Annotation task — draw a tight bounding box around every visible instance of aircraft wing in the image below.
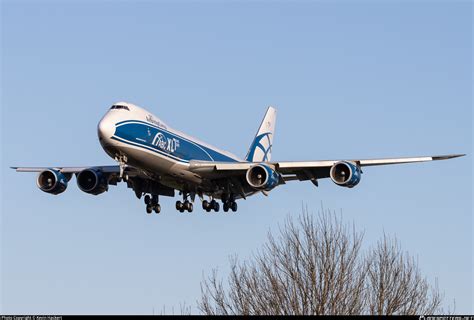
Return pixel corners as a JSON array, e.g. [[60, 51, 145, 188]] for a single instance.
[[12, 166, 121, 174], [190, 154, 465, 182], [11, 165, 175, 198]]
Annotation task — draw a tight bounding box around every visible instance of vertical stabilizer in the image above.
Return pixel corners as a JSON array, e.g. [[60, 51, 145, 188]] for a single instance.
[[246, 107, 277, 162]]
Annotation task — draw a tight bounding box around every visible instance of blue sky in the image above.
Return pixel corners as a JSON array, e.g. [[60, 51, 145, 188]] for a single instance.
[[1, 1, 472, 314]]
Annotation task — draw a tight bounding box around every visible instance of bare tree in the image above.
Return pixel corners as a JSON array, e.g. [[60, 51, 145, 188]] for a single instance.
[[365, 235, 442, 315], [159, 302, 192, 315], [199, 207, 443, 315]]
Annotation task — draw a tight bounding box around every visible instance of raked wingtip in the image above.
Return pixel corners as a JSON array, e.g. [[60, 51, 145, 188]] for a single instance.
[[432, 154, 466, 161]]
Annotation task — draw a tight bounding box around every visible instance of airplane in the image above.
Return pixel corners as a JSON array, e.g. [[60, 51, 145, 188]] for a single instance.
[[12, 102, 465, 214]]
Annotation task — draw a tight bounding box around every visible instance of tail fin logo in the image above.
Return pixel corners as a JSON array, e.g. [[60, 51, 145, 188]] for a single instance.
[[246, 106, 277, 163], [246, 132, 273, 162]]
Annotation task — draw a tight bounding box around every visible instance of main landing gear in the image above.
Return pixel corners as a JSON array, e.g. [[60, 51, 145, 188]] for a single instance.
[[202, 199, 220, 213], [176, 192, 194, 213], [202, 195, 237, 213], [222, 194, 238, 213], [176, 195, 223, 213], [223, 201, 238, 213], [176, 200, 193, 213], [143, 192, 238, 214], [144, 194, 161, 214]]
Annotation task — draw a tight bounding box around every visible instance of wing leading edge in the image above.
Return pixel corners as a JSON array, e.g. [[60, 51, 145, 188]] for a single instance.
[[189, 154, 465, 180], [11, 166, 120, 173]]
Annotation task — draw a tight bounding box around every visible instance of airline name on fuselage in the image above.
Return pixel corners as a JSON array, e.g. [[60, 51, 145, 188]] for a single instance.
[[146, 114, 167, 129]]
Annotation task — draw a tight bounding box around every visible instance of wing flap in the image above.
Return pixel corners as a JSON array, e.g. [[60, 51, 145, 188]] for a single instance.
[[189, 161, 252, 172]]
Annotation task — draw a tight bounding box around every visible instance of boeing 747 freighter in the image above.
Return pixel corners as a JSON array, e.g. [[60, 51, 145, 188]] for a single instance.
[[12, 102, 464, 214]]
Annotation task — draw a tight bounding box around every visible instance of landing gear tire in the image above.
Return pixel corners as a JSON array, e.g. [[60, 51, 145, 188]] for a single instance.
[[211, 200, 220, 212], [231, 202, 238, 212], [145, 194, 160, 215], [146, 204, 153, 214], [153, 204, 161, 214], [144, 195, 151, 205], [184, 201, 193, 213], [223, 202, 229, 212], [203, 199, 222, 212], [176, 200, 193, 213], [202, 200, 209, 210]]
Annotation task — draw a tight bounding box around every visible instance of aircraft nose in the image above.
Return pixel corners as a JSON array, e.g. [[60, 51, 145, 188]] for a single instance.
[[98, 117, 115, 140]]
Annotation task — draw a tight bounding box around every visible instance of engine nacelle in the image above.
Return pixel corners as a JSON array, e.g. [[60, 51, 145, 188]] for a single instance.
[[37, 169, 68, 195], [330, 161, 362, 188], [246, 164, 280, 191], [77, 168, 108, 195]]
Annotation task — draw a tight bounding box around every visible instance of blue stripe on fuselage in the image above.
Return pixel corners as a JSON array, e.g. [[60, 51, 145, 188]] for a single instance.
[[112, 120, 239, 163]]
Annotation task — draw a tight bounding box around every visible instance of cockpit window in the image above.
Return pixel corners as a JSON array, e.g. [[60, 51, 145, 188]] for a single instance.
[[110, 105, 130, 111]]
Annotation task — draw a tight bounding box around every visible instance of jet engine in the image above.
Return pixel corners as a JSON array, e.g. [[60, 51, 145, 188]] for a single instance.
[[330, 161, 362, 188], [246, 164, 280, 191], [77, 168, 108, 195], [37, 169, 68, 195]]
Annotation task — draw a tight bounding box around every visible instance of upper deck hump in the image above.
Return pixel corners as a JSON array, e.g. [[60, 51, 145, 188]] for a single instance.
[[114, 102, 243, 162]]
